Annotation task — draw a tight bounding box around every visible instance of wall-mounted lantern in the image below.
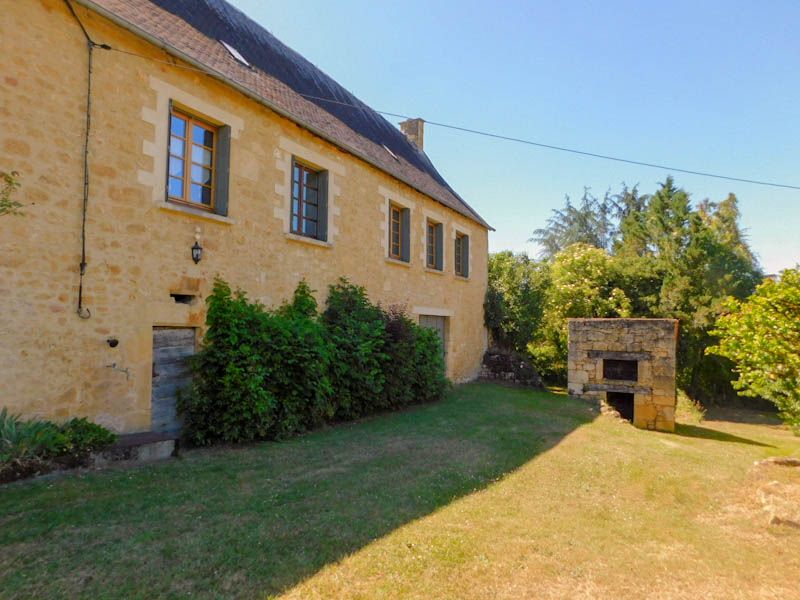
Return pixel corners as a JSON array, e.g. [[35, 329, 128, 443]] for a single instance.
[[191, 226, 203, 264], [191, 241, 203, 264]]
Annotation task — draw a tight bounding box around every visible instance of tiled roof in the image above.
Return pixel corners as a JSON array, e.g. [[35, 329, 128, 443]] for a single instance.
[[80, 0, 491, 229]]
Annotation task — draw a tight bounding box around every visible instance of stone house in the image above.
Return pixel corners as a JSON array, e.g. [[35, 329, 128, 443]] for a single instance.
[[0, 0, 491, 433]]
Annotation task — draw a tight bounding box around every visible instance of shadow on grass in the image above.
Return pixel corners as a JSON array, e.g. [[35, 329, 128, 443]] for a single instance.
[[704, 406, 783, 426], [0, 383, 594, 599], [674, 423, 774, 447]]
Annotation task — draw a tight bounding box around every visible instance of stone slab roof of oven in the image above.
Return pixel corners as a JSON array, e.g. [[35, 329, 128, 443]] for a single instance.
[[79, 0, 491, 230]]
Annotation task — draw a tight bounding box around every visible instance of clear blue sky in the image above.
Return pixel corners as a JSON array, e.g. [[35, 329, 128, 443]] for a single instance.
[[231, 0, 799, 274]]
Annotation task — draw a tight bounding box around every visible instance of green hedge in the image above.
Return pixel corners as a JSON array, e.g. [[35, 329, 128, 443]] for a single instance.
[[1, 409, 116, 483], [179, 280, 333, 445], [180, 278, 448, 446], [323, 279, 388, 420]]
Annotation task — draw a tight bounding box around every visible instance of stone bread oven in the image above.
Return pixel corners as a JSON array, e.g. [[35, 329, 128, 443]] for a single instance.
[[568, 319, 679, 432]]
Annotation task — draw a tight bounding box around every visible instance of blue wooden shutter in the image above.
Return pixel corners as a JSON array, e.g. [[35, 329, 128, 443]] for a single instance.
[[165, 99, 173, 202], [317, 170, 329, 241], [434, 223, 443, 270], [462, 235, 470, 277], [401, 207, 411, 262], [215, 125, 232, 216]]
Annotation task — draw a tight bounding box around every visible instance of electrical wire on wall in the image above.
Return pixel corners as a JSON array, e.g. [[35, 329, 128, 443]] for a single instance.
[[63, 0, 110, 319]]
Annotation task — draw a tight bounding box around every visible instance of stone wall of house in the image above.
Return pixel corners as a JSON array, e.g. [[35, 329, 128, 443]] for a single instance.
[[0, 0, 489, 432], [568, 319, 678, 432]]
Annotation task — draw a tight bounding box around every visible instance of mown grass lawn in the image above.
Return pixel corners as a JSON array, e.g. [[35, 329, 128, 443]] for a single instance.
[[1, 384, 799, 599]]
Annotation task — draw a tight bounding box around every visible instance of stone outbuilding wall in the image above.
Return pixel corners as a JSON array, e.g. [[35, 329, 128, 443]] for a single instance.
[[568, 319, 678, 432]]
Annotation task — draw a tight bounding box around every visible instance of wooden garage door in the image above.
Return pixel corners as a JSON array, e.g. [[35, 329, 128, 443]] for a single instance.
[[419, 315, 447, 365], [151, 327, 195, 433]]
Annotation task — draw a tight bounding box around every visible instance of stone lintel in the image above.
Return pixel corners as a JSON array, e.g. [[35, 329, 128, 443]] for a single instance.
[[586, 350, 653, 361], [584, 383, 652, 394]]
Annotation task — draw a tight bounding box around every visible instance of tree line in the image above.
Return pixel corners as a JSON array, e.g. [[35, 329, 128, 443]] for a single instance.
[[485, 177, 765, 405]]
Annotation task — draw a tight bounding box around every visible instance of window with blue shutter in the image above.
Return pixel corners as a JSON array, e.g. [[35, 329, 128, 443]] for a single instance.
[[291, 158, 328, 241], [389, 203, 411, 262], [426, 220, 443, 270], [166, 103, 231, 216], [455, 232, 469, 277]]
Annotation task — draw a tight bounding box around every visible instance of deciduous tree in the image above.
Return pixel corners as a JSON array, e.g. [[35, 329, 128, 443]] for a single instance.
[[708, 269, 800, 431]]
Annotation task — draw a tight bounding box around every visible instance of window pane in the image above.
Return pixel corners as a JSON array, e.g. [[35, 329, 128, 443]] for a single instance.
[[168, 177, 183, 198], [291, 198, 300, 216], [292, 182, 300, 200], [293, 165, 301, 182], [304, 170, 318, 188], [304, 203, 317, 219], [291, 215, 299, 232], [169, 156, 184, 177], [190, 183, 203, 203], [169, 136, 185, 157], [191, 165, 212, 186], [192, 145, 212, 166], [192, 125, 214, 147], [304, 188, 318, 205], [170, 115, 186, 137], [189, 184, 212, 206], [304, 220, 317, 237]]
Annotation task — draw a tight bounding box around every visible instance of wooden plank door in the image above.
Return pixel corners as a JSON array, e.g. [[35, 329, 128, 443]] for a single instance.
[[418, 315, 447, 366], [151, 327, 195, 433]]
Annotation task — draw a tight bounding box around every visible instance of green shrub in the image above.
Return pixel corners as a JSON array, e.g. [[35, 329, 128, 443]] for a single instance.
[[58, 418, 117, 457], [180, 278, 449, 446], [381, 306, 417, 409], [322, 279, 388, 420], [409, 324, 450, 404], [179, 280, 275, 445], [1, 410, 116, 482], [0, 408, 63, 464], [265, 282, 333, 436], [0, 170, 23, 217], [382, 306, 448, 409], [180, 279, 333, 445]]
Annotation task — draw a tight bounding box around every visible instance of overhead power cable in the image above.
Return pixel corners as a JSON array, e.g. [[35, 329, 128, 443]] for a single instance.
[[99, 44, 800, 191]]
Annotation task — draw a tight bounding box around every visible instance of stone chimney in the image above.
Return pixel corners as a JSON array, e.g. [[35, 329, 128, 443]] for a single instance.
[[399, 118, 425, 151]]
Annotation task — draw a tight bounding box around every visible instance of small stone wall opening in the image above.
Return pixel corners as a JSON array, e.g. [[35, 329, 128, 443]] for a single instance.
[[170, 293, 197, 305], [606, 392, 634, 421], [603, 359, 638, 381]]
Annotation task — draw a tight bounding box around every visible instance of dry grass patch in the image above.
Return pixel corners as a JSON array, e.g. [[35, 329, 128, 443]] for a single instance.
[[282, 396, 800, 600]]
